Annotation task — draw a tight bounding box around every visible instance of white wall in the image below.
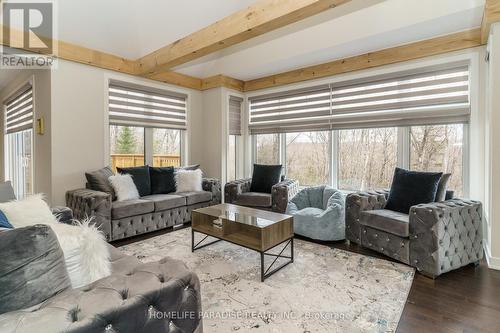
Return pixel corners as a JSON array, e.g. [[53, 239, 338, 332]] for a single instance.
[[199, 88, 224, 180], [484, 23, 500, 269], [48, 60, 203, 205], [0, 69, 52, 199]]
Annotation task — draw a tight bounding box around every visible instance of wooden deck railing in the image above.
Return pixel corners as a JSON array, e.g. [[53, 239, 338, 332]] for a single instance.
[[111, 154, 180, 171]]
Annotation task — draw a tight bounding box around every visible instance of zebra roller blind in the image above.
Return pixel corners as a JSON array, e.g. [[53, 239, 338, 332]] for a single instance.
[[249, 64, 470, 134], [4, 83, 33, 134], [229, 96, 243, 136], [109, 81, 187, 129]]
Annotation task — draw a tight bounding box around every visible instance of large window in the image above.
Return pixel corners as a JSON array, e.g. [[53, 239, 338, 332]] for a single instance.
[[108, 81, 186, 171], [253, 125, 466, 194], [250, 64, 471, 194], [4, 83, 34, 199], [109, 125, 145, 171], [227, 96, 243, 181], [5, 129, 33, 198], [153, 128, 181, 167], [109, 126, 182, 171], [286, 132, 329, 186], [410, 124, 464, 195], [255, 134, 280, 165], [339, 128, 397, 191], [227, 135, 237, 181]]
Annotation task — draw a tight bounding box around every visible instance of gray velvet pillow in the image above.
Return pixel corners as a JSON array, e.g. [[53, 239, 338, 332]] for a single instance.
[[435, 173, 451, 202], [85, 166, 115, 200], [0, 181, 16, 203], [0, 225, 71, 315]]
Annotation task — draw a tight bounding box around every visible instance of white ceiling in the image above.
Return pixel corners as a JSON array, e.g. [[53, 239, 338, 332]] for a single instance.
[[57, 0, 257, 59], [174, 0, 485, 80]]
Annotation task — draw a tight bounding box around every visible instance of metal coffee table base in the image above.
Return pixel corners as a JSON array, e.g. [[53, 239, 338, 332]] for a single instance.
[[191, 229, 294, 282]]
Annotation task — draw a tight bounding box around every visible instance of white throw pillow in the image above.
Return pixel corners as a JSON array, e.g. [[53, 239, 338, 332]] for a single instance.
[[176, 169, 203, 192], [49, 219, 111, 288], [0, 194, 57, 228], [109, 174, 140, 201]]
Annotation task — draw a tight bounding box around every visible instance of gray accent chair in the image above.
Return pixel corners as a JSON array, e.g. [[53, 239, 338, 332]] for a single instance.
[[67, 178, 221, 241], [346, 190, 483, 278], [0, 226, 203, 333], [224, 178, 299, 213], [286, 186, 345, 241]]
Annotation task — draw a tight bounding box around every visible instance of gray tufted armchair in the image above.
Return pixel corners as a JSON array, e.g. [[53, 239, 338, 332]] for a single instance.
[[346, 190, 483, 278], [225, 178, 299, 213]]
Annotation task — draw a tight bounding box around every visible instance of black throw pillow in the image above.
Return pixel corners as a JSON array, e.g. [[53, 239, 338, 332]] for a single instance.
[[250, 164, 282, 194], [385, 168, 443, 214], [116, 165, 151, 197], [149, 166, 176, 194]]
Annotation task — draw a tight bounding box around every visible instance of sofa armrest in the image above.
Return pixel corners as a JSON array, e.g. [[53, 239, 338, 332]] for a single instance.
[[66, 189, 112, 241], [224, 178, 252, 204], [51, 206, 74, 225], [202, 178, 221, 205], [409, 199, 483, 278], [0, 257, 203, 333], [345, 190, 389, 244], [271, 179, 299, 213]]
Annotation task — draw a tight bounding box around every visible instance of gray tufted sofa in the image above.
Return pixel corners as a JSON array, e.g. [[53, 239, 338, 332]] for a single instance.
[[346, 190, 483, 278], [225, 178, 299, 213], [0, 238, 203, 333], [67, 178, 221, 241]]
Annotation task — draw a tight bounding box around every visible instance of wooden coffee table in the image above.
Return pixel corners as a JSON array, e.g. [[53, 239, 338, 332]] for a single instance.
[[191, 203, 294, 282]]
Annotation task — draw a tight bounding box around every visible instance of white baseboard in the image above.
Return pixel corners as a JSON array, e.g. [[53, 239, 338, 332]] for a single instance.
[[484, 241, 500, 270]]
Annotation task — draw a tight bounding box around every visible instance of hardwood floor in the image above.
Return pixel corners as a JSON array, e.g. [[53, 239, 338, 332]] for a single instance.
[[113, 226, 500, 332]]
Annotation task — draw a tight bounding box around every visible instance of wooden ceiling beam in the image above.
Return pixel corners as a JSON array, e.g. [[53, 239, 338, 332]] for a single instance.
[[481, 0, 500, 43], [136, 0, 351, 77], [244, 29, 482, 92], [0, 25, 203, 90], [201, 75, 245, 91], [0, 27, 485, 93], [0, 25, 137, 74], [147, 71, 203, 91]]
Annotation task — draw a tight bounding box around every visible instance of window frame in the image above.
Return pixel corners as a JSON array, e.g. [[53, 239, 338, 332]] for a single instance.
[[226, 134, 239, 181], [252, 123, 469, 196], [105, 77, 189, 169], [109, 125, 183, 169]]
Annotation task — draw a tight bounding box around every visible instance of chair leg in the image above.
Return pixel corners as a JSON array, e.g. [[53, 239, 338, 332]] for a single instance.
[[419, 270, 438, 280]]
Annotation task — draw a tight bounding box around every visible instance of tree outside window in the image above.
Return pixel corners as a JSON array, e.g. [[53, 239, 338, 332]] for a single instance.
[[285, 131, 329, 186], [410, 124, 463, 196], [255, 134, 280, 165], [338, 128, 398, 191], [109, 125, 144, 170]]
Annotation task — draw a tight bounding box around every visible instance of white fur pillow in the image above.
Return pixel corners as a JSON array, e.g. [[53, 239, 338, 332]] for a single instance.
[[176, 169, 203, 192], [49, 219, 111, 288], [109, 174, 140, 201], [0, 194, 57, 228]]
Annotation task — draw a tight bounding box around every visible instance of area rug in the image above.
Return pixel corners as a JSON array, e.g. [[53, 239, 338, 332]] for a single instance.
[[120, 228, 414, 333]]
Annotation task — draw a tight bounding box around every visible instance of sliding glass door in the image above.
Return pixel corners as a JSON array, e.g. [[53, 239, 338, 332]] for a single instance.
[[5, 129, 33, 199], [4, 83, 34, 199]]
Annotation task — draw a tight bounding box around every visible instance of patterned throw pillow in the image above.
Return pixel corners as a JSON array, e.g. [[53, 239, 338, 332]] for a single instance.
[[0, 210, 12, 229]]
